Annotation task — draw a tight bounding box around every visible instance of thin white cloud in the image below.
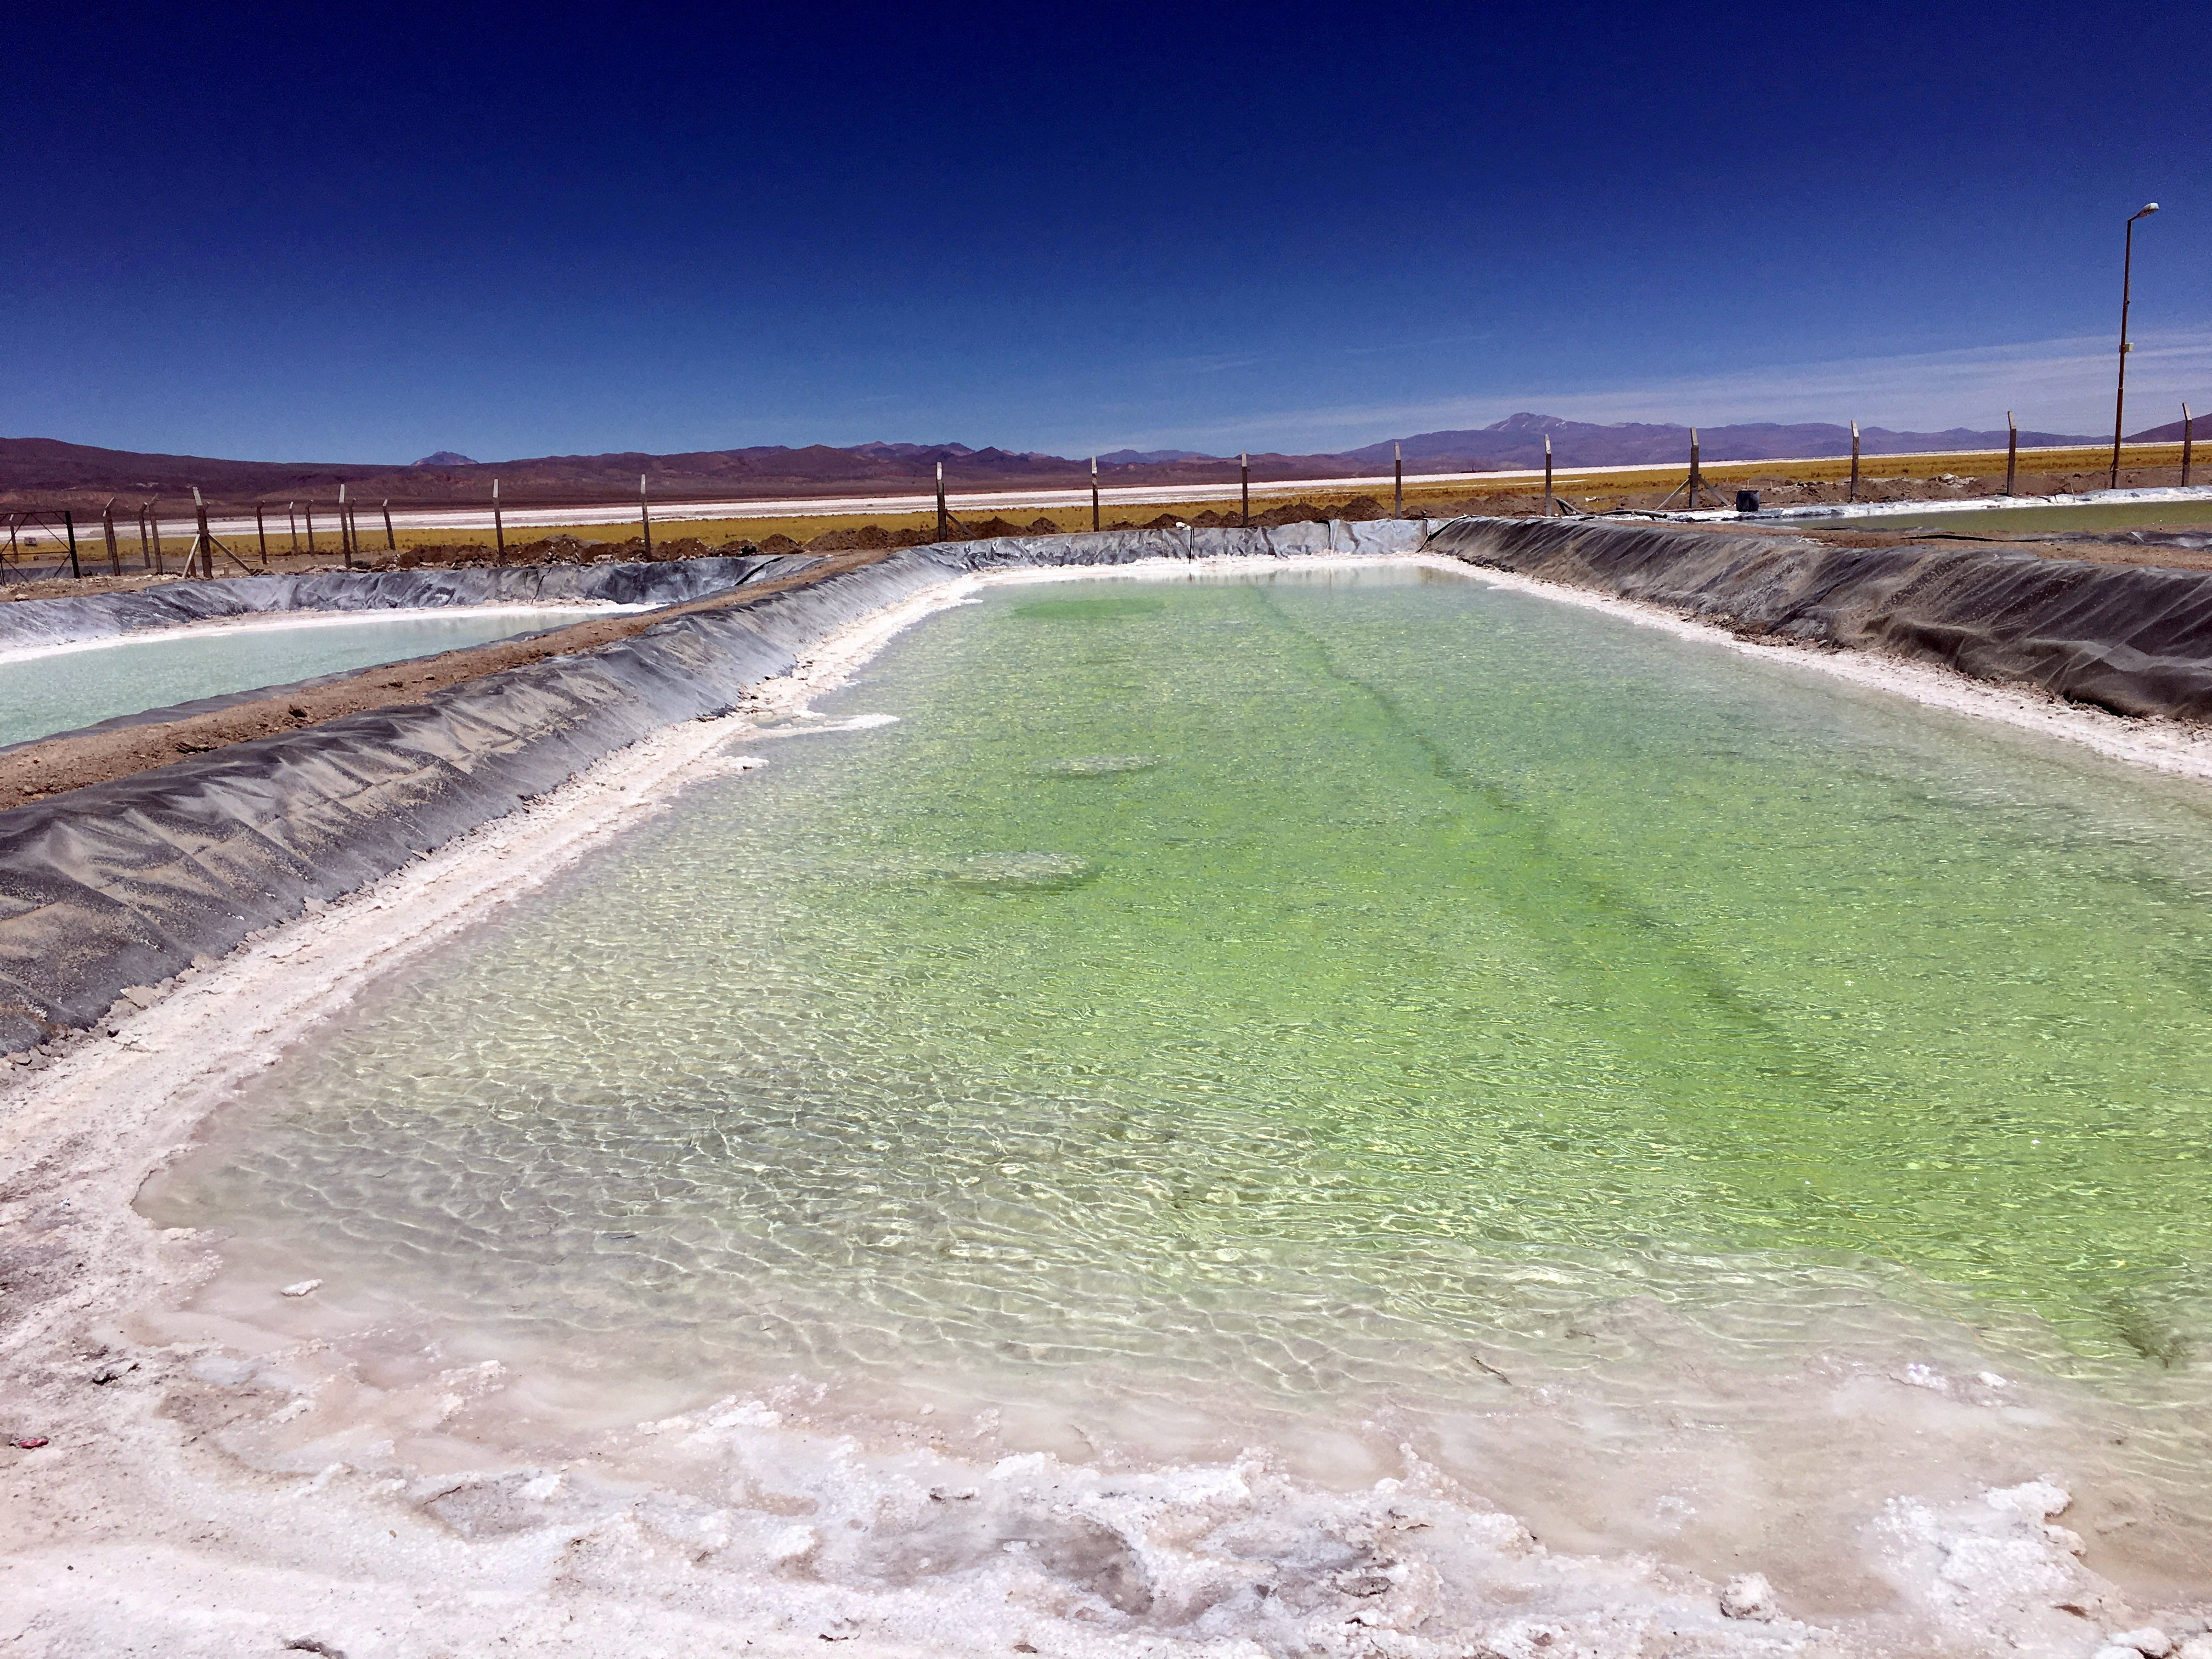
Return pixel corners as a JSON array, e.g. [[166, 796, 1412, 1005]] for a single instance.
[[1098, 331, 2212, 453]]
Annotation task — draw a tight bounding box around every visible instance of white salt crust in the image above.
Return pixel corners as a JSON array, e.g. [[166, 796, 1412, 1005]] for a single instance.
[[2, 554, 2205, 1658]]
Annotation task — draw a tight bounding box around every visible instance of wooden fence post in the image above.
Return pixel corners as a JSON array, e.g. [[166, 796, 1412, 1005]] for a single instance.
[[1543, 435, 1555, 516], [103, 498, 121, 574], [936, 461, 948, 540], [493, 477, 505, 565], [1090, 456, 1099, 532], [303, 501, 317, 557], [382, 499, 397, 552], [1848, 420, 1861, 501], [639, 473, 652, 556], [140, 503, 160, 574], [2005, 411, 2018, 496], [255, 503, 269, 567], [2183, 404, 2194, 488], [1240, 451, 1250, 527], [65, 509, 81, 578], [338, 485, 353, 569], [191, 488, 211, 579], [287, 502, 299, 554], [1393, 441, 1403, 517]]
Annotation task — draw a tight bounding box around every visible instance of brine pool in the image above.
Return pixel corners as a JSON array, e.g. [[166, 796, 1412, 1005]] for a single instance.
[[0, 604, 637, 748], [140, 562, 2212, 1613]]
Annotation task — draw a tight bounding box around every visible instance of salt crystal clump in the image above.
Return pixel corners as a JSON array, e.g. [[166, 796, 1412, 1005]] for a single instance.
[[1718, 1572, 1776, 1620], [279, 1279, 323, 1297], [2106, 1631, 2174, 1658]]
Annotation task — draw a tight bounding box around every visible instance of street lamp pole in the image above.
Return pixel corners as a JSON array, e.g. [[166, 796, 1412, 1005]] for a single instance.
[[2111, 202, 2160, 490]]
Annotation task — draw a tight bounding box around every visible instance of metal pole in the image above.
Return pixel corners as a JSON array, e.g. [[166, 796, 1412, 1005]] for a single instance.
[[936, 461, 948, 541], [2184, 403, 2194, 488], [255, 502, 269, 567], [382, 499, 397, 552], [103, 498, 120, 574], [1393, 441, 1403, 517], [1090, 457, 1099, 532], [2005, 411, 2018, 496], [65, 510, 80, 579], [493, 477, 505, 565], [1240, 451, 1250, 527], [1848, 420, 1861, 502], [2112, 204, 2160, 490], [1543, 435, 1555, 516]]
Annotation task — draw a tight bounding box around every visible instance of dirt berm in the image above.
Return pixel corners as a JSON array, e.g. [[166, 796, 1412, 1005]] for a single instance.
[[0, 522, 1412, 1052], [1430, 517, 2212, 721]]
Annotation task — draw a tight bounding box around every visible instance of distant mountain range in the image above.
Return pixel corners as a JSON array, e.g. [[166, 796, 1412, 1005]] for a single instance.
[[1340, 411, 2101, 469], [0, 413, 2146, 507]]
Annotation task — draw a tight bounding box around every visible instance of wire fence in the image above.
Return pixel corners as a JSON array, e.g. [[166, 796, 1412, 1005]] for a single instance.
[[0, 492, 423, 585], [2, 416, 2202, 585]]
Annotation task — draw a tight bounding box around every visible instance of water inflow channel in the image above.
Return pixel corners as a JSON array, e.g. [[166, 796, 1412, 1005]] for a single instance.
[[142, 562, 2212, 1608]]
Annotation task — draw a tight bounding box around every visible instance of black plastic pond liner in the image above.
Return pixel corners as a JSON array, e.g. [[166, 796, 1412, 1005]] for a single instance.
[[1429, 517, 2212, 723], [18, 514, 2208, 1051], [0, 524, 1416, 1048], [0, 555, 814, 653]]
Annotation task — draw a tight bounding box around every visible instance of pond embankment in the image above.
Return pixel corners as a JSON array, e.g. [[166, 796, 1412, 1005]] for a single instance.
[[1431, 516, 2212, 720], [12, 512, 2212, 1054], [0, 525, 1406, 1051]]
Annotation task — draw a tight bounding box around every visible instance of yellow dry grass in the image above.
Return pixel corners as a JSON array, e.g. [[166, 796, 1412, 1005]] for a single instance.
[[48, 441, 2201, 573]]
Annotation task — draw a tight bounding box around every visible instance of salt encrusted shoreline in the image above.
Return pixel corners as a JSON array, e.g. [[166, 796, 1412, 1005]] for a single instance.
[[2, 555, 2206, 1657]]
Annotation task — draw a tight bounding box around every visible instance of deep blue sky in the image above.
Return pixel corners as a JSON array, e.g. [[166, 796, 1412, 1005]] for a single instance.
[[7, 1, 2207, 462]]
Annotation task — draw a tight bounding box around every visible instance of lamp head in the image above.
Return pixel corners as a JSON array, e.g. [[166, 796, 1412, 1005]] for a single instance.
[[2133, 202, 2161, 220]]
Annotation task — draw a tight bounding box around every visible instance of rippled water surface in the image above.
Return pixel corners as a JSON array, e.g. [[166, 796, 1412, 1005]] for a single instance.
[[144, 563, 2212, 1566], [0, 606, 627, 748]]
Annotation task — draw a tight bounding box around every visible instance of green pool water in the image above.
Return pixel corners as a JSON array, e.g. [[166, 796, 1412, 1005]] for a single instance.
[[145, 563, 2212, 1476]]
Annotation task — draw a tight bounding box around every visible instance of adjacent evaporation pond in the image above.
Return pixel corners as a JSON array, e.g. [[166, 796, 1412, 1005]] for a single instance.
[[0, 605, 635, 749], [1786, 496, 2212, 534], [143, 563, 2212, 1576]]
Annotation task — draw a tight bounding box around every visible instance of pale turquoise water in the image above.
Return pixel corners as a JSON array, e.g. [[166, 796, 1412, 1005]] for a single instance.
[[0, 607, 627, 748], [144, 565, 2212, 1554]]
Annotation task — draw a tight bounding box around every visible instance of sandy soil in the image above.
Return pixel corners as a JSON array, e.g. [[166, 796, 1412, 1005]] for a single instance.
[[4, 556, 2211, 1657]]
